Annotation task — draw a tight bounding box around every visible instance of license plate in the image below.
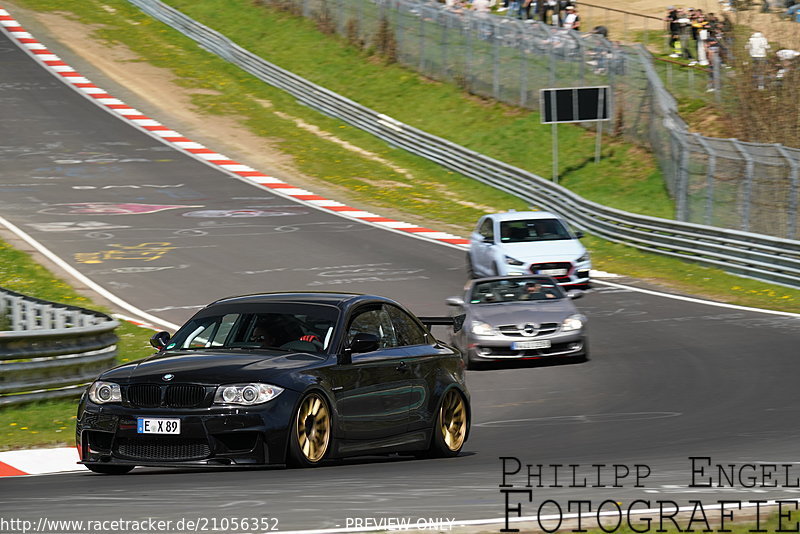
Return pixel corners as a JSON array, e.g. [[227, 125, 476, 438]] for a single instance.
[[137, 417, 180, 435], [539, 268, 567, 276], [511, 340, 552, 350]]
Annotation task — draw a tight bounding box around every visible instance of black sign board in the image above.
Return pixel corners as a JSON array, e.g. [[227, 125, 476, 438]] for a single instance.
[[540, 86, 610, 124]]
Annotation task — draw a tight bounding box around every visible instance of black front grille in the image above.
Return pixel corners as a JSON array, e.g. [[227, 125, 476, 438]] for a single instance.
[[127, 385, 161, 408], [127, 384, 208, 408], [165, 385, 206, 408], [115, 438, 211, 461]]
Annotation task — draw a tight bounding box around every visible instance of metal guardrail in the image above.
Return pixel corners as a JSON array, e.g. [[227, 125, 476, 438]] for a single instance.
[[127, 0, 800, 288], [0, 288, 119, 407]]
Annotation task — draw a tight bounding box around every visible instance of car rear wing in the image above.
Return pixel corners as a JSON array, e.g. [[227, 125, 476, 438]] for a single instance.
[[418, 315, 465, 333]]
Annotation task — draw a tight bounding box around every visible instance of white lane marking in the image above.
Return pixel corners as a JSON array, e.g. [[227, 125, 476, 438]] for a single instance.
[[0, 215, 180, 331], [592, 280, 800, 318]]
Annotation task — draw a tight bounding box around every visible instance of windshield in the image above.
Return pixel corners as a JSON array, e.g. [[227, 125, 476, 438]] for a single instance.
[[166, 304, 339, 354], [499, 218, 572, 243], [469, 278, 564, 304]]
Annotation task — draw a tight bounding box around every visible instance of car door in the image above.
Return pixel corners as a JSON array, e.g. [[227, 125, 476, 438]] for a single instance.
[[471, 216, 495, 277], [332, 304, 411, 440], [385, 305, 458, 434]]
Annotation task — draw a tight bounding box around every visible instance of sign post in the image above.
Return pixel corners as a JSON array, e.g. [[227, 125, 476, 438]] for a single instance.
[[540, 86, 611, 182]]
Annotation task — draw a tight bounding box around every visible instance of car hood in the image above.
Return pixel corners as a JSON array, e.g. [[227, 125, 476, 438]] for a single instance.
[[499, 240, 585, 262], [470, 300, 577, 325], [100, 350, 324, 387]]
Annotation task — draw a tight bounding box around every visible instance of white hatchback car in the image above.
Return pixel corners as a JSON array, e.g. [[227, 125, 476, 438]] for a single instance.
[[468, 211, 591, 287]]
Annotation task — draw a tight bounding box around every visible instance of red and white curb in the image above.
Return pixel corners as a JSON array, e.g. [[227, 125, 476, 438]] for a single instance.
[[0, 7, 469, 248], [0, 447, 83, 477]]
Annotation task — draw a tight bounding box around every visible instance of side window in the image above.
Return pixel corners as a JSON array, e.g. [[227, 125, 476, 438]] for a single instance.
[[478, 218, 494, 240], [185, 314, 238, 348], [386, 306, 428, 347], [348, 306, 398, 349]]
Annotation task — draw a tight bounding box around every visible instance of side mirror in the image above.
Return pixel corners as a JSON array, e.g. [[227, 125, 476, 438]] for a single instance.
[[150, 331, 171, 349], [338, 333, 380, 366], [566, 290, 584, 300], [483, 236, 494, 244], [349, 332, 379, 354], [445, 296, 465, 307], [575, 231, 584, 239]]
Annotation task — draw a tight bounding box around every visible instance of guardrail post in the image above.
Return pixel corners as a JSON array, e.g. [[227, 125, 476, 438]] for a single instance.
[[732, 140, 754, 233], [693, 134, 717, 227], [11, 296, 21, 330], [418, 4, 425, 72], [675, 133, 690, 221], [776, 145, 799, 240], [492, 20, 500, 100]]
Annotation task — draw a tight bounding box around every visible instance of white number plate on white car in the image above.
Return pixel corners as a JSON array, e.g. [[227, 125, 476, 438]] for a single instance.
[[511, 340, 552, 350], [137, 418, 180, 435], [539, 268, 567, 276]]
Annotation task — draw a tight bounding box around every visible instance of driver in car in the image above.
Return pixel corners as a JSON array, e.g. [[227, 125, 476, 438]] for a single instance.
[[521, 282, 555, 300]]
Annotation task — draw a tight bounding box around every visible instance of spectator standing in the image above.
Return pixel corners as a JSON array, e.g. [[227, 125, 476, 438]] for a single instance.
[[563, 5, 581, 30], [665, 7, 681, 57], [521, 0, 533, 19], [693, 14, 710, 65], [678, 13, 695, 60], [746, 32, 770, 89]]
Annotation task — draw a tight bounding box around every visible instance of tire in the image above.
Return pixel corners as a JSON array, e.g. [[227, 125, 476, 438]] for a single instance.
[[288, 391, 332, 467], [85, 464, 134, 475], [427, 389, 469, 458]]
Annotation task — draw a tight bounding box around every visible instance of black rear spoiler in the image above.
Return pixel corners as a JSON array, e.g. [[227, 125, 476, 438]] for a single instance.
[[418, 315, 465, 333]]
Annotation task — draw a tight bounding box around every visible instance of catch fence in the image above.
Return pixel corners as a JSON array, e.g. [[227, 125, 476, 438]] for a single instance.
[[248, 0, 800, 240]]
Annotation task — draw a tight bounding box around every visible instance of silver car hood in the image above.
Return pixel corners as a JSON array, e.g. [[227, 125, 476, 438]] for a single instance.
[[469, 300, 577, 325]]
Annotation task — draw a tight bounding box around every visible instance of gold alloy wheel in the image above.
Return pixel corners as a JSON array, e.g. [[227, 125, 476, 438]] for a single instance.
[[295, 393, 331, 463], [439, 389, 467, 452]]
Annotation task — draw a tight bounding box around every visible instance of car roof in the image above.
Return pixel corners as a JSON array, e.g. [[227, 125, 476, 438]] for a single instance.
[[207, 292, 394, 309], [486, 210, 563, 222]]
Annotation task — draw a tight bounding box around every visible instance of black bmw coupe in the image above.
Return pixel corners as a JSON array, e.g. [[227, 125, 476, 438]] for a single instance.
[[77, 292, 470, 474]]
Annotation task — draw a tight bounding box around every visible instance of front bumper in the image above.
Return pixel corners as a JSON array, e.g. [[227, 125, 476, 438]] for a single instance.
[[466, 332, 586, 362], [502, 261, 591, 287], [76, 391, 299, 468]]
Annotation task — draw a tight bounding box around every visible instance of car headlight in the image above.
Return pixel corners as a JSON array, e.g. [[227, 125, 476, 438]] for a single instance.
[[561, 315, 585, 332], [471, 321, 497, 336], [577, 252, 590, 263], [87, 381, 122, 404], [214, 383, 284, 406], [505, 255, 525, 266]]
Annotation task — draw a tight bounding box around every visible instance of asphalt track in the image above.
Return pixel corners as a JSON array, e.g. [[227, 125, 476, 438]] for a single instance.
[[1, 14, 800, 531]]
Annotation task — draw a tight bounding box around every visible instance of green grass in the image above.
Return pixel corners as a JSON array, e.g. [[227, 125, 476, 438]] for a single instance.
[[1, 0, 799, 450]]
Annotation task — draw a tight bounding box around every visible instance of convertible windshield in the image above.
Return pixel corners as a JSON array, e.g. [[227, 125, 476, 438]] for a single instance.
[[469, 278, 564, 304], [166, 303, 339, 354], [499, 218, 572, 242]]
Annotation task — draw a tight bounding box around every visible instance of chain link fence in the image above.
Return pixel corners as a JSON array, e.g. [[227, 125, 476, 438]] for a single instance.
[[256, 0, 800, 240]]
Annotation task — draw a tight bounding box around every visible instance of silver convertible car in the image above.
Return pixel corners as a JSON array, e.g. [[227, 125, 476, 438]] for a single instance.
[[445, 276, 588, 369]]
